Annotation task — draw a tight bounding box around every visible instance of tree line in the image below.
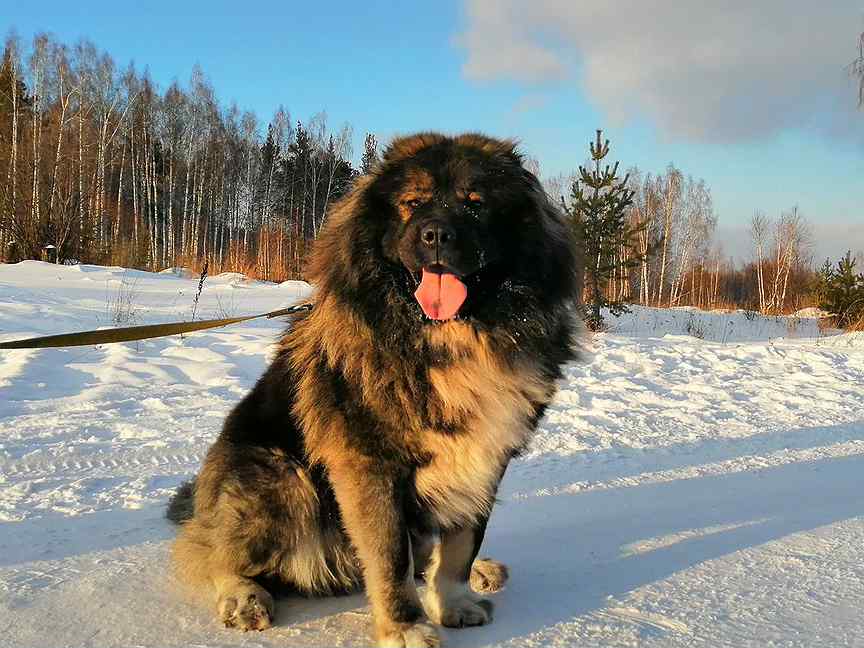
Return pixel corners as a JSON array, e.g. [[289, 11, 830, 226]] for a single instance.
[[549, 153, 817, 321], [0, 33, 366, 281], [2, 30, 861, 319]]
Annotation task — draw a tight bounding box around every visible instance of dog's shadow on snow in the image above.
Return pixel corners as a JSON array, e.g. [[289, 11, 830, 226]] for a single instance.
[[455, 449, 863, 647], [506, 421, 864, 506], [0, 506, 174, 567]]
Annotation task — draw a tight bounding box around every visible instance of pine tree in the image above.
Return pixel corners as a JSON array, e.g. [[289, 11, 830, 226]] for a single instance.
[[818, 251, 864, 328], [361, 132, 379, 174], [568, 130, 641, 331], [812, 258, 833, 306]]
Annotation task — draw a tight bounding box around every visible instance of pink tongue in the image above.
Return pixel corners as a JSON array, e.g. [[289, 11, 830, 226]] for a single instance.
[[414, 270, 468, 320]]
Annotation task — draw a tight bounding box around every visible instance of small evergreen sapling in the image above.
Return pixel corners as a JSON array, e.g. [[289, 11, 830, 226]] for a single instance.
[[568, 130, 641, 331], [817, 251, 864, 328]]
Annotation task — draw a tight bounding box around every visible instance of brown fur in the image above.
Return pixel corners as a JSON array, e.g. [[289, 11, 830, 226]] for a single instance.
[[168, 132, 580, 646], [396, 169, 435, 222], [172, 445, 361, 597]]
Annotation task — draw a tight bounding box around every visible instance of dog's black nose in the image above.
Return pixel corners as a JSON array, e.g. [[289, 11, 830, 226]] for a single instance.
[[420, 222, 456, 249]]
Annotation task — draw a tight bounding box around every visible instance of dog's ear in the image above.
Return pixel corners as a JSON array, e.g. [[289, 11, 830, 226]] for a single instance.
[[306, 172, 401, 299], [520, 177, 582, 309], [305, 175, 375, 290]]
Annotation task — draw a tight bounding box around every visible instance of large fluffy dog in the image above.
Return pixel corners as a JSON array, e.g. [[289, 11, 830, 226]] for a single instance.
[[167, 133, 580, 647]]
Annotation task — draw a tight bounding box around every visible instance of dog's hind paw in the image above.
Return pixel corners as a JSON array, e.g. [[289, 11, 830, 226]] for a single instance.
[[378, 621, 440, 647], [218, 587, 274, 632], [470, 558, 509, 594]]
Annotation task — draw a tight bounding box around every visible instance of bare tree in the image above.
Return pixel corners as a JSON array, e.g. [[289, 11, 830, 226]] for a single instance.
[[750, 210, 769, 312], [320, 122, 352, 228], [669, 178, 715, 306], [28, 34, 48, 234], [636, 173, 662, 305], [655, 165, 682, 306], [46, 40, 78, 257], [768, 206, 811, 313], [2, 34, 23, 253]]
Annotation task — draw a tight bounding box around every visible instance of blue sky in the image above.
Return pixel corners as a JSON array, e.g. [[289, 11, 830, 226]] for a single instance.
[[5, 0, 863, 260]]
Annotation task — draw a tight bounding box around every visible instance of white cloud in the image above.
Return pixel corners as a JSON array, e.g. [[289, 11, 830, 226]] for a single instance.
[[510, 93, 549, 114], [456, 2, 566, 82], [457, 0, 864, 142]]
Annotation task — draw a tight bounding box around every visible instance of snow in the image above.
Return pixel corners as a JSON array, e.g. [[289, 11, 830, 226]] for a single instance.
[[794, 306, 832, 319], [1, 261, 863, 648]]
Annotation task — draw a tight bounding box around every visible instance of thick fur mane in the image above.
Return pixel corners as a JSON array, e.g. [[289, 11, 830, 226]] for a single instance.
[[302, 134, 580, 366], [283, 133, 580, 473]]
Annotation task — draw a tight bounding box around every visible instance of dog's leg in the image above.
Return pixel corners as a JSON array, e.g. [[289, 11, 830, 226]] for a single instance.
[[464, 464, 510, 595], [413, 527, 508, 594], [411, 531, 435, 579], [413, 530, 508, 593], [213, 573, 274, 632], [465, 514, 509, 594], [423, 527, 494, 628], [326, 459, 439, 648], [173, 519, 275, 632]]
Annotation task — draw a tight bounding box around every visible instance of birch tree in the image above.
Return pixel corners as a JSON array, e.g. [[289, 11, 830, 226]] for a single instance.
[[655, 165, 682, 306], [669, 178, 715, 306], [767, 206, 811, 313], [750, 210, 769, 312], [1, 35, 25, 254]]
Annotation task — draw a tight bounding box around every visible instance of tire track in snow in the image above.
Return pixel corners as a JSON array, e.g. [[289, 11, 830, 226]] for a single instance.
[[0, 448, 206, 479]]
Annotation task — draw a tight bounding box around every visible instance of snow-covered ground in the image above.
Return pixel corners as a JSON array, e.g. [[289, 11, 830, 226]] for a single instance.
[[1, 261, 863, 648]]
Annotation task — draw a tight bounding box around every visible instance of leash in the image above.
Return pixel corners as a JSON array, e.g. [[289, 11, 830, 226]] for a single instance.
[[0, 303, 313, 350]]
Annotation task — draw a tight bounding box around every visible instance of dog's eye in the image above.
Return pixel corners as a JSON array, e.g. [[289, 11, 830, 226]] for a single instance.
[[405, 199, 424, 210]]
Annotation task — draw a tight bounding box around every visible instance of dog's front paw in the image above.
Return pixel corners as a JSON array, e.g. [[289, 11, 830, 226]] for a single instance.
[[470, 558, 509, 594], [425, 588, 493, 628], [218, 587, 274, 632], [378, 621, 440, 647], [438, 596, 493, 628]]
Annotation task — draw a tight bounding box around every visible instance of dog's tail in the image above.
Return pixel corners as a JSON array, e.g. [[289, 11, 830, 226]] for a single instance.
[[166, 479, 196, 524]]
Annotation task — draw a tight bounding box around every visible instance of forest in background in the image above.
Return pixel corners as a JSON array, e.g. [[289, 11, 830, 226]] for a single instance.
[[0, 33, 361, 282], [1, 32, 861, 316]]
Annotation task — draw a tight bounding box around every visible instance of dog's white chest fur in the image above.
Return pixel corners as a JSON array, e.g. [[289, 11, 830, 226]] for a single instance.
[[415, 323, 552, 527]]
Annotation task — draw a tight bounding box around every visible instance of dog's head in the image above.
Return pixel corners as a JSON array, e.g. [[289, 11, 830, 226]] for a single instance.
[[308, 133, 579, 336]]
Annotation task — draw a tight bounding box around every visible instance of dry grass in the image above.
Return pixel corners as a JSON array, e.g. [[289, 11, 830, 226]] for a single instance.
[[685, 313, 706, 339], [214, 293, 240, 319], [174, 248, 301, 284], [105, 275, 142, 326], [848, 312, 864, 332]]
